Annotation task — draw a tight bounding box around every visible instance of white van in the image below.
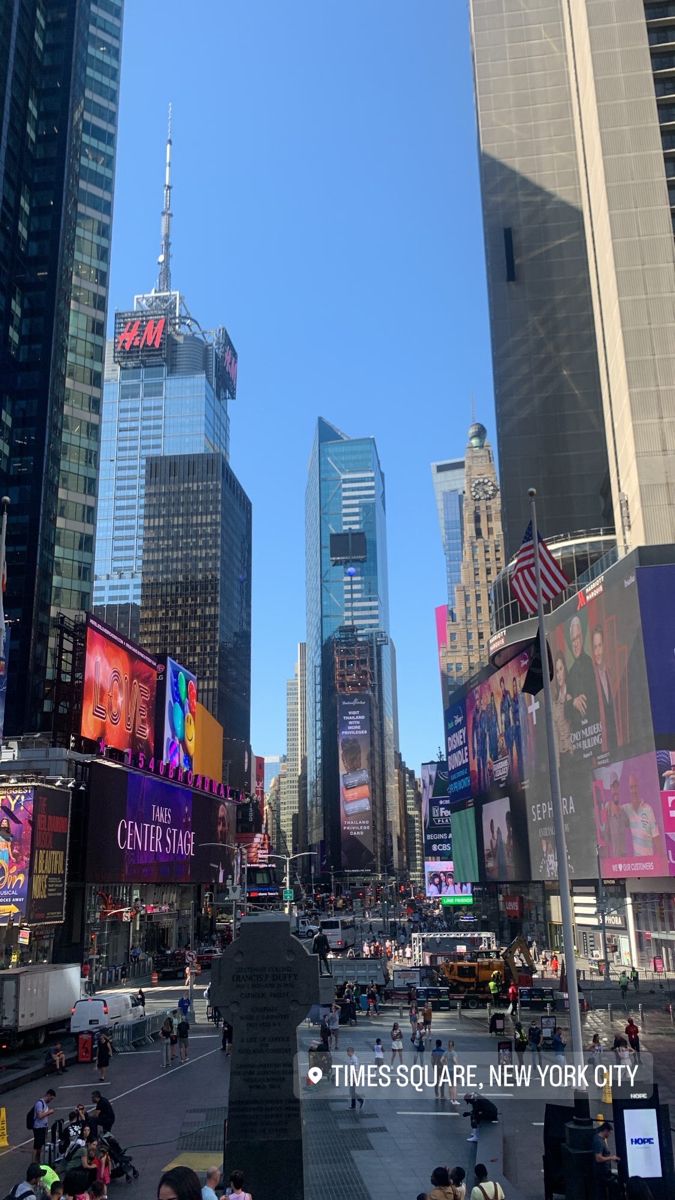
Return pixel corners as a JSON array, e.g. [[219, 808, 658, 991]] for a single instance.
[[319, 917, 356, 952], [70, 992, 144, 1033]]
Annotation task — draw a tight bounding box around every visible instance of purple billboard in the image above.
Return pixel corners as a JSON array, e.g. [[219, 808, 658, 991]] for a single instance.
[[338, 694, 374, 870]]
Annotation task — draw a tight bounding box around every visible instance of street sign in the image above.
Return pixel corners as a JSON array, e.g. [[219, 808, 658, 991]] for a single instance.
[[283, 888, 294, 901], [440, 896, 474, 906]]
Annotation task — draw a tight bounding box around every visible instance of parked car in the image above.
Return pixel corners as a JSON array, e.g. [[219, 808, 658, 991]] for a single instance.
[[70, 992, 144, 1033]]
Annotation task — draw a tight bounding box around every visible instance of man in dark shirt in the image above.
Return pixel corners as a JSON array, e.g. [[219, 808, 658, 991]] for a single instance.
[[91, 1090, 115, 1134], [567, 616, 599, 736], [592, 1121, 619, 1198], [463, 1092, 499, 1143]]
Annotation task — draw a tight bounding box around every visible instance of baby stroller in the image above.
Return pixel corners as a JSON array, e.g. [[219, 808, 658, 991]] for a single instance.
[[99, 1131, 140, 1183]]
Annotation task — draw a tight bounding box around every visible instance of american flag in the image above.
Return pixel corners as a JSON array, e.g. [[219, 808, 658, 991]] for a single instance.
[[510, 521, 569, 614]]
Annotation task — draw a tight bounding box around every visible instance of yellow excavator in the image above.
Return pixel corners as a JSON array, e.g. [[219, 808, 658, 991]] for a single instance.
[[437, 934, 535, 1008]]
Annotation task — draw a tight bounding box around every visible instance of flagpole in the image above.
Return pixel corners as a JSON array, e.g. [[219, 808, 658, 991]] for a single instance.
[[528, 488, 584, 1064], [0, 497, 9, 664]]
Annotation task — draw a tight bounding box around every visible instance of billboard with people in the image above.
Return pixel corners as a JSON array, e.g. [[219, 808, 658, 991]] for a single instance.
[[337, 694, 374, 870]]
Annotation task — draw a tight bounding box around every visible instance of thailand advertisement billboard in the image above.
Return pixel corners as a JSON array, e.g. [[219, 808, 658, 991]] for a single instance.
[[161, 657, 198, 772], [26, 787, 70, 925], [337, 694, 374, 871], [528, 561, 657, 880], [86, 762, 235, 885], [81, 616, 159, 757], [0, 787, 34, 918]]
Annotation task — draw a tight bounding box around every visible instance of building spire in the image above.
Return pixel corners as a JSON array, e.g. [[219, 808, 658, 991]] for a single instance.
[[157, 104, 173, 292]]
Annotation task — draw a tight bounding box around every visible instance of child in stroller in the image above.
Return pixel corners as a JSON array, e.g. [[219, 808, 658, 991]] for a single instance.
[[98, 1131, 140, 1183]]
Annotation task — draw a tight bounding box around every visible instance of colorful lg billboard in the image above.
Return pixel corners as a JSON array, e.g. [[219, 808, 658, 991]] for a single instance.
[[86, 762, 235, 885], [337, 694, 374, 870], [161, 657, 198, 772], [81, 616, 159, 757], [0, 786, 69, 924]]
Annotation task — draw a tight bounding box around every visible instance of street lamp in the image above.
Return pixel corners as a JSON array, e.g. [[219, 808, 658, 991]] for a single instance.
[[268, 852, 315, 915]]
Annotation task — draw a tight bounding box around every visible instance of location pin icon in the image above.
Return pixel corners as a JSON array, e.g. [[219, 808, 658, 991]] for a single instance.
[[307, 1066, 323, 1085]]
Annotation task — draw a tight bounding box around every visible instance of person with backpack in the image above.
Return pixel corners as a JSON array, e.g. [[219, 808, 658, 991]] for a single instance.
[[177, 1014, 190, 1062], [9, 1164, 50, 1200], [469, 1162, 505, 1200], [29, 1089, 56, 1163]]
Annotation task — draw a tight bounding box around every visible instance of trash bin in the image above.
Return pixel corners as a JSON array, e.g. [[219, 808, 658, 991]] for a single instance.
[[77, 1031, 94, 1063]]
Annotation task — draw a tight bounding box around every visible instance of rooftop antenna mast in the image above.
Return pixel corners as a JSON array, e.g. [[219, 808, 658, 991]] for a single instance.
[[157, 103, 173, 292]]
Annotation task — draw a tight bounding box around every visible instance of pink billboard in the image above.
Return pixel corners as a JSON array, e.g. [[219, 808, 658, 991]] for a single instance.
[[593, 752, 668, 878]]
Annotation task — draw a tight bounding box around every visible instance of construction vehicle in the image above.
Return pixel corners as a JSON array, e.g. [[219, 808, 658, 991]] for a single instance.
[[437, 934, 535, 1009]]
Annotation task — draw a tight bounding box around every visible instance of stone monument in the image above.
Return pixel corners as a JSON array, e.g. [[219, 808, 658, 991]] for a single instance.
[[210, 913, 320, 1199]]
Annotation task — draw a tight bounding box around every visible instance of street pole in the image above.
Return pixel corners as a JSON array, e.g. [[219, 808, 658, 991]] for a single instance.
[[189, 897, 195, 1020], [529, 489, 584, 1062], [286, 856, 291, 916], [596, 845, 611, 982], [0, 498, 9, 667]]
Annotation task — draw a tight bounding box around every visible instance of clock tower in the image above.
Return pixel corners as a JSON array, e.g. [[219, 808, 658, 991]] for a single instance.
[[439, 421, 504, 703]]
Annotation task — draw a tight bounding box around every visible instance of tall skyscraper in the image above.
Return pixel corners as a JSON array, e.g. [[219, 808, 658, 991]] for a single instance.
[[439, 422, 504, 702], [431, 458, 465, 609], [140, 452, 251, 790], [470, 0, 675, 555], [279, 643, 307, 856], [305, 418, 400, 875], [93, 120, 235, 623], [0, 0, 124, 733]]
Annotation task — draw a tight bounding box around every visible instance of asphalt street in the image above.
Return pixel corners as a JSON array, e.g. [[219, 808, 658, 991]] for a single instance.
[[0, 979, 672, 1200]]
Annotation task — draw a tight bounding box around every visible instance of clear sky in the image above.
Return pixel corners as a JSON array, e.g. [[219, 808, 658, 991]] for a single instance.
[[108, 0, 495, 775]]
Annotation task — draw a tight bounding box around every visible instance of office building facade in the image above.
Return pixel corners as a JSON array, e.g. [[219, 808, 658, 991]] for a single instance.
[[279, 643, 307, 856], [470, 0, 675, 556], [139, 452, 251, 790], [0, 0, 123, 733], [439, 422, 504, 701], [305, 419, 400, 875], [431, 457, 465, 609]]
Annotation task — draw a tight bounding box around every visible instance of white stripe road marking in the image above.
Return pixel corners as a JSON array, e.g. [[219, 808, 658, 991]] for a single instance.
[[395, 1111, 461, 1116], [532, 1122, 545, 1126], [0, 1044, 223, 1158]]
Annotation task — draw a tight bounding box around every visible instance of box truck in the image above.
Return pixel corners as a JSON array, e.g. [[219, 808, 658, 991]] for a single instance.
[[0, 964, 81, 1049]]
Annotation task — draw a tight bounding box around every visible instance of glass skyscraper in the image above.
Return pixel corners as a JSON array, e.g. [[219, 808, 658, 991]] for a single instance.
[[305, 418, 400, 874], [0, 0, 123, 733], [93, 299, 231, 617], [431, 458, 465, 611]]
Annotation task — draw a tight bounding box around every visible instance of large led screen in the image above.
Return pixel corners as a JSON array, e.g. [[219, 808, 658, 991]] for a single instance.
[[27, 787, 70, 924], [86, 762, 235, 885], [450, 806, 479, 883], [0, 787, 34, 917], [81, 617, 158, 757], [338, 694, 374, 870], [162, 658, 198, 772]]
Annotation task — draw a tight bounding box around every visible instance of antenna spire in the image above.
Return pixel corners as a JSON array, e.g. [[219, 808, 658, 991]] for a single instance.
[[157, 103, 173, 292]]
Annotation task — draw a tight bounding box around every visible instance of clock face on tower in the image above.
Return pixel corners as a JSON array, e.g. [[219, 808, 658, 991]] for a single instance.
[[471, 476, 499, 501]]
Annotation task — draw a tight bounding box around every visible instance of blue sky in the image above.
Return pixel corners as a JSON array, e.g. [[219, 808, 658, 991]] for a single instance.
[[108, 0, 495, 774]]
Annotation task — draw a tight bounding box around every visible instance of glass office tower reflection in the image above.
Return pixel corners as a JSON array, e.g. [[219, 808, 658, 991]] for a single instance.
[[305, 418, 401, 874]]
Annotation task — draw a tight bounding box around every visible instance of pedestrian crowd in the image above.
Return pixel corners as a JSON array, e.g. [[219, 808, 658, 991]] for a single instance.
[[16, 1084, 122, 1200], [157, 1165, 253, 1200]]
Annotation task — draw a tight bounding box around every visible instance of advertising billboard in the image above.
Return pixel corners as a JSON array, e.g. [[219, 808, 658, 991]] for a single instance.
[[0, 627, 10, 743], [421, 761, 473, 900], [86, 762, 235, 885], [113, 310, 170, 365], [26, 788, 70, 925], [0, 787, 34, 917], [193, 703, 224, 784], [528, 562, 658, 879], [450, 805, 479, 883], [161, 658, 198, 772], [81, 616, 159, 757], [337, 694, 374, 870], [445, 699, 471, 801]]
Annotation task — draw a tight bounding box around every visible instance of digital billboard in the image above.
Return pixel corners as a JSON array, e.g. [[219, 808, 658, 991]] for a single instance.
[[450, 805, 479, 883], [337, 694, 374, 870], [445, 700, 471, 801], [81, 616, 159, 757], [86, 762, 235, 885], [422, 761, 473, 900], [593, 752, 668, 877], [161, 657, 198, 772], [193, 703, 224, 784], [113, 310, 170, 365], [528, 561, 657, 879], [26, 788, 70, 925], [0, 787, 34, 917]]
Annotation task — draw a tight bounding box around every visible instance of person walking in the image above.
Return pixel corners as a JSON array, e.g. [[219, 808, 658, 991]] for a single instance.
[[469, 1162, 505, 1200], [221, 1020, 233, 1054], [160, 1016, 173, 1070], [95, 1031, 112, 1083], [592, 1121, 620, 1199], [431, 1039, 447, 1099], [372, 1038, 385, 1066], [225, 1169, 252, 1200], [630, 966, 639, 992], [412, 1022, 426, 1062], [177, 1014, 190, 1062], [422, 999, 433, 1034], [507, 981, 518, 1015], [551, 1029, 566, 1066], [446, 1040, 460, 1105], [619, 970, 629, 1003], [514, 1023, 528, 1066], [327, 1004, 340, 1050], [201, 1167, 221, 1200], [625, 1017, 641, 1063], [390, 1022, 404, 1065], [427, 1166, 462, 1200], [30, 1089, 56, 1164], [346, 1046, 364, 1110], [408, 1002, 418, 1036], [527, 1020, 543, 1065], [551, 954, 559, 977]]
